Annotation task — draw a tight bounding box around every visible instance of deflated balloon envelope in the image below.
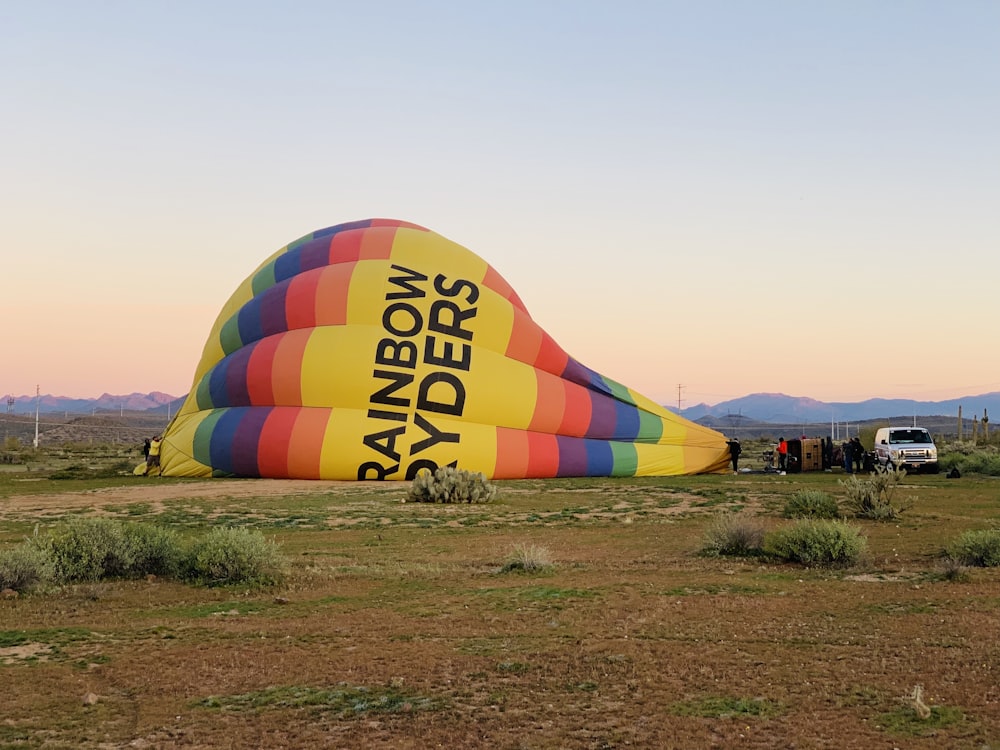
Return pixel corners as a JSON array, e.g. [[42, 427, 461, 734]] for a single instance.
[[159, 219, 730, 479]]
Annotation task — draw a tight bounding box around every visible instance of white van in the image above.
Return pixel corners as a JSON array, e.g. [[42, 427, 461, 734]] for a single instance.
[[873, 427, 939, 473]]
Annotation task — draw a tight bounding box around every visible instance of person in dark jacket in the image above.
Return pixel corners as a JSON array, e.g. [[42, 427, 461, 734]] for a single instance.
[[851, 437, 864, 474], [727, 438, 742, 473]]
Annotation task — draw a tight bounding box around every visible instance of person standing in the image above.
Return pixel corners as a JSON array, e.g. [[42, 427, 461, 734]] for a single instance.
[[841, 439, 853, 473], [727, 438, 742, 474], [145, 435, 163, 476], [851, 437, 864, 474], [777, 437, 788, 472]]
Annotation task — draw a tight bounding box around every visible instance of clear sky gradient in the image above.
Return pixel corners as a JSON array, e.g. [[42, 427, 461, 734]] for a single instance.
[[4, 1, 998, 407]]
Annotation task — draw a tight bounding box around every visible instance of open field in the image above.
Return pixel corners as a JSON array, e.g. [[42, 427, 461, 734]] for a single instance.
[[1, 459, 998, 749]]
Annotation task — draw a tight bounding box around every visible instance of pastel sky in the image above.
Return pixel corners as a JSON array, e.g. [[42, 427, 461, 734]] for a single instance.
[[3, 1, 998, 407]]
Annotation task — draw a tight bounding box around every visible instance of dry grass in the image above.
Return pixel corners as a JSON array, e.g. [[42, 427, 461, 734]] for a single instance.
[[0, 470, 998, 748]]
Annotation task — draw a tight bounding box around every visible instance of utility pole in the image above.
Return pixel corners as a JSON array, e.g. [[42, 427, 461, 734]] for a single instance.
[[676, 384, 685, 411], [33, 385, 40, 448]]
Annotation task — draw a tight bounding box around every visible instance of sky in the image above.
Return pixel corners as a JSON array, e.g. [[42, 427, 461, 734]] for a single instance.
[[3, 1, 998, 408]]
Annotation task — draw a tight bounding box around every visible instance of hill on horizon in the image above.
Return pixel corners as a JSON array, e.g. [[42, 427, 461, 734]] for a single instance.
[[4, 389, 997, 425], [675, 391, 999, 424]]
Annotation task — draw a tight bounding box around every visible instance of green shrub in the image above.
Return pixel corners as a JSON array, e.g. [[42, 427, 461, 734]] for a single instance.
[[184, 527, 285, 586], [947, 529, 1000, 567], [701, 512, 766, 557], [783, 490, 840, 519], [500, 543, 553, 573], [765, 520, 866, 567], [406, 466, 498, 504], [840, 471, 912, 521], [39, 517, 136, 581], [0, 543, 55, 592], [126, 523, 184, 577]]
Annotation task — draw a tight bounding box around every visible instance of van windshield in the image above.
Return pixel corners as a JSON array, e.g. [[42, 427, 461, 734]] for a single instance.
[[889, 430, 932, 444]]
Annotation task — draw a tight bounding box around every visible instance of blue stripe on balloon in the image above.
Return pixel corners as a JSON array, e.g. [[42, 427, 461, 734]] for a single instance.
[[208, 408, 245, 473], [208, 358, 231, 408], [274, 246, 304, 284], [237, 298, 265, 346], [613, 398, 641, 440], [584, 439, 615, 475]]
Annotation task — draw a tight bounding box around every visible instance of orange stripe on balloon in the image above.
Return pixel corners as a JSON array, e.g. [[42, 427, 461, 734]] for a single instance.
[[246, 335, 281, 405], [482, 266, 528, 314], [529, 370, 566, 433], [286, 407, 328, 479], [271, 328, 310, 405], [494, 427, 530, 479], [256, 407, 298, 476], [372, 218, 427, 231], [525, 431, 560, 477], [285, 271, 320, 330], [505, 310, 543, 365], [314, 264, 353, 326], [359, 226, 397, 259]]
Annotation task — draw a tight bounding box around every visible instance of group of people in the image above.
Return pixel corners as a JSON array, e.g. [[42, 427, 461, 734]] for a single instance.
[[725, 435, 869, 474], [840, 436, 867, 474]]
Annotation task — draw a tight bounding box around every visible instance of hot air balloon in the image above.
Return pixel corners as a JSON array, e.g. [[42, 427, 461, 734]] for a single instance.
[[158, 219, 730, 479]]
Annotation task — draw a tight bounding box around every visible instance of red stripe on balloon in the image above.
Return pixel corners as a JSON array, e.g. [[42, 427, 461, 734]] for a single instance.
[[285, 272, 321, 330], [256, 407, 299, 476], [525, 431, 560, 477], [559, 381, 592, 437], [534, 331, 569, 376], [329, 230, 364, 264], [246, 335, 282, 405]]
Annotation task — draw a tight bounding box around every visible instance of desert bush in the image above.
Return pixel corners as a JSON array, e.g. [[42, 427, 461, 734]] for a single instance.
[[0, 543, 55, 592], [406, 466, 498, 504], [947, 528, 1000, 567], [765, 520, 866, 567], [840, 471, 912, 521], [38, 517, 137, 581], [701, 512, 766, 557], [184, 527, 285, 586], [34, 518, 186, 582], [127, 523, 184, 577], [783, 490, 840, 519], [500, 543, 553, 573]]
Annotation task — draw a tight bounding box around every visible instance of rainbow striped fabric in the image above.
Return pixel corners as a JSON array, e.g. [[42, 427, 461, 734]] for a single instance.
[[160, 219, 730, 479]]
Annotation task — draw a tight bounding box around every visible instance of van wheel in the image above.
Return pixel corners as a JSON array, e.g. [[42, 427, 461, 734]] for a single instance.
[[885, 460, 896, 472]]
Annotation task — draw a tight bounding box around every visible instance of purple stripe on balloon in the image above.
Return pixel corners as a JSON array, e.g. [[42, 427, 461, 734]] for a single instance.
[[229, 406, 272, 477], [587, 391, 618, 438], [555, 435, 589, 477]]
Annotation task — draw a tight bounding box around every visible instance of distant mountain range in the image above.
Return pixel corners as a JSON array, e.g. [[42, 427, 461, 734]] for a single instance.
[[675, 391, 998, 424], [3, 391, 183, 415], [4, 390, 997, 425]]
